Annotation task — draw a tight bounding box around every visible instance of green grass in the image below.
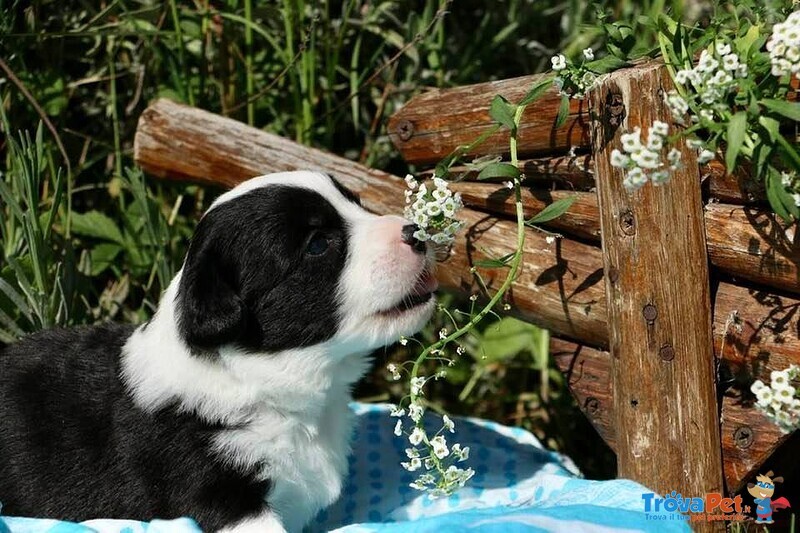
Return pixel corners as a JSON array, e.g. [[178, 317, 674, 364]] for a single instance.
[[0, 0, 694, 477]]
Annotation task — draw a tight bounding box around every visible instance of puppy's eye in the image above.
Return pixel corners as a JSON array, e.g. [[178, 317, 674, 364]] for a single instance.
[[305, 233, 330, 256]]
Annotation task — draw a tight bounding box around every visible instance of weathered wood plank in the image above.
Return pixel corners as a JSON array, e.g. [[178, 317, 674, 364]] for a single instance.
[[135, 99, 608, 346], [450, 184, 601, 242], [387, 74, 591, 165], [706, 203, 800, 294], [590, 63, 723, 517]]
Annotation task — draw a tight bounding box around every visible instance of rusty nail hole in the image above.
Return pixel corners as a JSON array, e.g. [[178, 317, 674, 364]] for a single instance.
[[605, 92, 625, 127], [659, 343, 675, 361], [630, 398, 639, 408], [584, 397, 600, 415], [619, 209, 635, 236], [396, 119, 414, 141], [733, 425, 754, 449], [608, 267, 619, 284], [642, 304, 658, 323]]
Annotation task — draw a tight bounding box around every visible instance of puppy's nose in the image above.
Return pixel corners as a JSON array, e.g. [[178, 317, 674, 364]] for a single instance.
[[401, 224, 426, 254]]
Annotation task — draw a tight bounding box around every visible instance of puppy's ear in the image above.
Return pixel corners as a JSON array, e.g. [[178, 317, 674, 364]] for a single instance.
[[176, 218, 245, 349], [773, 476, 784, 484]]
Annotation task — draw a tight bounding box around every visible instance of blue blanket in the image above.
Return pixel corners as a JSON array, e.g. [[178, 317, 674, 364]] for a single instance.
[[0, 404, 688, 533]]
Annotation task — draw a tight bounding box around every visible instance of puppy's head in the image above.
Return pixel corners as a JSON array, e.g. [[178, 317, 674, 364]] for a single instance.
[[175, 171, 437, 356]]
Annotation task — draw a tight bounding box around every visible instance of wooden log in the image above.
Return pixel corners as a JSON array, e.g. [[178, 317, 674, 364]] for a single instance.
[[705, 203, 800, 294], [705, 160, 764, 204], [590, 62, 724, 519], [387, 74, 591, 166], [135, 99, 608, 346], [455, 180, 800, 296], [450, 184, 601, 242], [424, 154, 596, 191]]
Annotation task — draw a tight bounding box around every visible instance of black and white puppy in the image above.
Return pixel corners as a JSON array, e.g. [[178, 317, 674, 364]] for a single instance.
[[0, 171, 438, 532]]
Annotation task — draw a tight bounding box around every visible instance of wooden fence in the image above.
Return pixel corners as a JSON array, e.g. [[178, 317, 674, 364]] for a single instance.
[[135, 61, 799, 530]]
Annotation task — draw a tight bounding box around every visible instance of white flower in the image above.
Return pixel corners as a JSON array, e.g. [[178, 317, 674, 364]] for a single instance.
[[686, 138, 704, 150], [394, 420, 403, 436], [545, 235, 555, 244], [551, 54, 567, 71], [610, 149, 630, 168], [405, 447, 420, 459], [631, 149, 660, 169], [405, 174, 417, 189], [772, 370, 791, 390], [751, 380, 766, 395], [413, 229, 429, 242], [399, 336, 408, 346], [667, 148, 682, 169], [665, 91, 689, 119], [504, 181, 514, 190], [456, 345, 466, 355], [387, 363, 401, 381], [767, 12, 800, 79], [408, 427, 425, 445], [401, 457, 422, 472], [442, 414, 455, 433], [390, 405, 406, 417], [452, 443, 470, 461], [410, 376, 426, 395], [777, 386, 796, 404], [621, 129, 643, 153], [715, 42, 732, 56], [698, 50, 719, 73], [722, 53, 739, 72], [675, 69, 691, 85], [623, 167, 648, 191], [651, 170, 670, 185], [408, 402, 424, 422], [793, 193, 800, 207], [430, 435, 449, 459], [698, 149, 715, 164], [756, 387, 774, 407], [583, 48, 594, 61], [650, 120, 669, 138]]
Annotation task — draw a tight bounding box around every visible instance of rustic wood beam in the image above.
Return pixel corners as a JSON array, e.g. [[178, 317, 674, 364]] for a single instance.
[[387, 74, 591, 165], [590, 63, 724, 523]]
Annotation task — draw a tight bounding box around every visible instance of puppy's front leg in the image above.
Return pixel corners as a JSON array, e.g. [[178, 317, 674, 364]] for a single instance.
[[219, 510, 287, 533]]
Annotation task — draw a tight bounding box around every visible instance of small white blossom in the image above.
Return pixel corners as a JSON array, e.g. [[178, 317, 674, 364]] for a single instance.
[[403, 174, 463, 246], [610, 149, 630, 168], [410, 376, 426, 396], [408, 402, 424, 422], [772, 370, 791, 390], [387, 363, 401, 381], [430, 435, 450, 459], [650, 120, 669, 138], [399, 336, 408, 346], [408, 427, 425, 445], [551, 54, 567, 71], [405, 447, 420, 459], [390, 405, 406, 417], [583, 48, 594, 61], [545, 235, 556, 244], [698, 149, 715, 164], [442, 414, 455, 433], [767, 11, 800, 79], [394, 420, 403, 436]]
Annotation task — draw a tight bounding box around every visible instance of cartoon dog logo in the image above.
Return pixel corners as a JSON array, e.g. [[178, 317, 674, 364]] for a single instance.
[[747, 471, 791, 524]]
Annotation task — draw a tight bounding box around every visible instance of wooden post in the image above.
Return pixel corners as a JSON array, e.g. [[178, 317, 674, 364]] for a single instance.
[[590, 63, 724, 526]]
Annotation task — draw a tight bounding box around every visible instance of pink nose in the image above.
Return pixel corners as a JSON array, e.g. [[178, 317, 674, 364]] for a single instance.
[[401, 224, 426, 254]]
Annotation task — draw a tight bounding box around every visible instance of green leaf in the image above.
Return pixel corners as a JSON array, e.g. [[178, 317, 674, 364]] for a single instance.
[[519, 77, 553, 106], [766, 168, 791, 222], [477, 162, 521, 180], [761, 99, 800, 122], [554, 94, 570, 129], [71, 210, 125, 244], [473, 252, 515, 269], [526, 196, 577, 225], [479, 317, 540, 363], [725, 112, 747, 173], [489, 95, 517, 131], [759, 115, 781, 143], [87, 243, 123, 276], [585, 55, 628, 74]]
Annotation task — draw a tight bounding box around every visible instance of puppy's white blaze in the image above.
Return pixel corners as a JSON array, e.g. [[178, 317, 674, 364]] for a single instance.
[[121, 170, 435, 531], [219, 510, 287, 533]]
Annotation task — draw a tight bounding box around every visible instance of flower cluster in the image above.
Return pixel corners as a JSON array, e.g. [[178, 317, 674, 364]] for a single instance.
[[551, 48, 597, 99], [751, 365, 800, 433], [392, 394, 475, 497], [665, 43, 747, 126], [767, 10, 800, 79], [404, 175, 464, 246], [609, 121, 683, 190]]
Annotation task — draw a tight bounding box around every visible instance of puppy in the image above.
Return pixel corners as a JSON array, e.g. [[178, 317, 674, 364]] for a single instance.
[[0, 171, 438, 532]]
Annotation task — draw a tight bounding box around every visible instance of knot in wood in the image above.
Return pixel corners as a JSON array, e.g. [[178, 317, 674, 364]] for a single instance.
[[605, 92, 625, 128], [607, 267, 619, 284], [642, 304, 658, 323], [618, 209, 635, 236], [659, 343, 675, 361], [396, 119, 415, 141], [584, 397, 600, 415], [733, 425, 754, 449]]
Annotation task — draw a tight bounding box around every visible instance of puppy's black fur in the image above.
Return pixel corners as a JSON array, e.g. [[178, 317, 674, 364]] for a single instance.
[[0, 184, 352, 529]]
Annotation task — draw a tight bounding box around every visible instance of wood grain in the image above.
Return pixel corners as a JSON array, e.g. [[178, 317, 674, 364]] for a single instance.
[[590, 63, 724, 518], [387, 74, 591, 165]]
